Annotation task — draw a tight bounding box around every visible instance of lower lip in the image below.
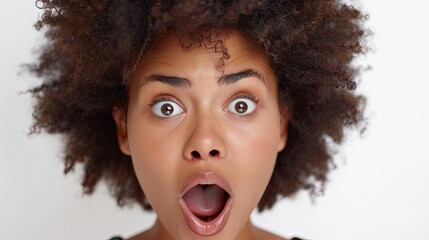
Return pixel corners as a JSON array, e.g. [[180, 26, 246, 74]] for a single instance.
[[180, 195, 233, 236]]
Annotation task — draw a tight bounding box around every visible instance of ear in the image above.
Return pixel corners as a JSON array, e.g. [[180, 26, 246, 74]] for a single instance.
[[278, 106, 289, 152], [112, 106, 131, 156]]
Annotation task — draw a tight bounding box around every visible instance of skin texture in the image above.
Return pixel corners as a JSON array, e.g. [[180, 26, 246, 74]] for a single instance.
[[112, 31, 288, 239], [27, 1, 369, 239], [30, 0, 368, 212]]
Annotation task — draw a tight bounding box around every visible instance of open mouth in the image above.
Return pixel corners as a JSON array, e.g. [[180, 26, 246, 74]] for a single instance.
[[182, 184, 230, 222], [179, 172, 233, 236]]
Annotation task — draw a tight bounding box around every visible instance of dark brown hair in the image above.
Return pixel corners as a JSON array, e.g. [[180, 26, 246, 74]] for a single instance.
[[29, 0, 368, 211]]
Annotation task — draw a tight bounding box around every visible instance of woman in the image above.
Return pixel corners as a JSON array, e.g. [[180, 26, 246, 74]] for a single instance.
[[29, 0, 368, 239]]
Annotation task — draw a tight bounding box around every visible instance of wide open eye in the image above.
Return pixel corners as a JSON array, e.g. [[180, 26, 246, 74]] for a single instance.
[[152, 100, 184, 118], [226, 98, 257, 116]]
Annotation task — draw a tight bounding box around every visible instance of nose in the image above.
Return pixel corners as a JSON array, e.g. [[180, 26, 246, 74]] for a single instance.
[[183, 115, 226, 161]]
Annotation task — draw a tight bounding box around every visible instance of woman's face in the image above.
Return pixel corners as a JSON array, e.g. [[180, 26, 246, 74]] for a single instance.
[[113, 30, 288, 239]]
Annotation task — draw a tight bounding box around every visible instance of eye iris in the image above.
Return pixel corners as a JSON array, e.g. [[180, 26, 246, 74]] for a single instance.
[[161, 103, 174, 116], [235, 101, 248, 113]]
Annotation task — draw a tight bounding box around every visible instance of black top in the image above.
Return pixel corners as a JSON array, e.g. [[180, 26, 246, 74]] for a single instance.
[[109, 237, 305, 240]]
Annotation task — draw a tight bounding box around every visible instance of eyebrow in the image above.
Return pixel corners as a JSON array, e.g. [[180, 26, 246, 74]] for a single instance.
[[218, 69, 265, 86], [141, 69, 265, 88], [143, 75, 192, 88]]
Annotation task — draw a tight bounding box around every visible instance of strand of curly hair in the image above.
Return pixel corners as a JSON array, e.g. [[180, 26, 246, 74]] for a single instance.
[[29, 0, 368, 211]]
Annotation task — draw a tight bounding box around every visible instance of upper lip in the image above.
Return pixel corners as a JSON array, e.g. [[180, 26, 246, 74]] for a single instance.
[[180, 172, 233, 198]]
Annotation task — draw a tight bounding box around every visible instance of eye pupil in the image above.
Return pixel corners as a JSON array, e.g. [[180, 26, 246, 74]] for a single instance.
[[235, 101, 248, 113], [161, 103, 174, 116]]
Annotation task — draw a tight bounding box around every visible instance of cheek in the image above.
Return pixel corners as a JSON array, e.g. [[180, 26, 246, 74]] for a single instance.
[[231, 111, 281, 167], [229, 114, 281, 200], [243, 131, 278, 179], [127, 113, 185, 167], [126, 118, 184, 203]]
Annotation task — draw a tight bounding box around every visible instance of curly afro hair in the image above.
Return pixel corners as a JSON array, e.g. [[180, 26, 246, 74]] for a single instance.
[[29, 0, 368, 211]]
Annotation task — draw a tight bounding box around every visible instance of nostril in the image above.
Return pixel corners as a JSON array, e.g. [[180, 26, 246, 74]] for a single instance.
[[209, 149, 219, 157], [191, 150, 201, 159], [190, 150, 220, 159]]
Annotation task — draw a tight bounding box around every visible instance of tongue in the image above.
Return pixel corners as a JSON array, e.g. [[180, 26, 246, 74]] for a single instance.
[[183, 185, 227, 217]]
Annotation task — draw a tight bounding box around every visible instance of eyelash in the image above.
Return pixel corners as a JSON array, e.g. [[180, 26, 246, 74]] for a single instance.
[[228, 92, 261, 119], [232, 92, 260, 104], [148, 95, 178, 107], [148, 93, 261, 119], [148, 95, 185, 121]]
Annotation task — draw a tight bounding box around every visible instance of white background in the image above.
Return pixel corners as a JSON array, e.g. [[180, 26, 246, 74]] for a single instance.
[[1, 1, 428, 240]]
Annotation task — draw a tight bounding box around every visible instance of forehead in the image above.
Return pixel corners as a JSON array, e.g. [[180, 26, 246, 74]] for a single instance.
[[139, 30, 271, 71], [129, 29, 278, 94]]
